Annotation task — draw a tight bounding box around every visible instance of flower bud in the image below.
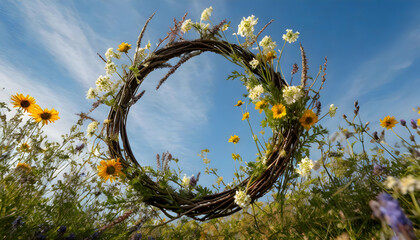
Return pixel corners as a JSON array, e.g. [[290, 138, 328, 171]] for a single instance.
[[400, 119, 406, 127]]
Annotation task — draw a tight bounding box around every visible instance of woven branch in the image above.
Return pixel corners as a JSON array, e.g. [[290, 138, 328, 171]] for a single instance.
[[105, 38, 302, 221]]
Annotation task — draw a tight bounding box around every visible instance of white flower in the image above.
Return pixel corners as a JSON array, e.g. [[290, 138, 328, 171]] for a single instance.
[[249, 58, 259, 69], [248, 84, 264, 100], [199, 22, 210, 30], [86, 88, 98, 99], [95, 75, 112, 92], [282, 29, 300, 43], [234, 190, 251, 208], [86, 121, 99, 138], [329, 104, 338, 117], [282, 86, 304, 105], [105, 61, 117, 75], [237, 15, 258, 38], [261, 155, 267, 165], [384, 176, 399, 189], [181, 19, 192, 33], [200, 6, 213, 21], [296, 157, 314, 177], [399, 175, 418, 195], [221, 24, 229, 31], [105, 48, 121, 61], [259, 36, 277, 52], [181, 174, 190, 188]]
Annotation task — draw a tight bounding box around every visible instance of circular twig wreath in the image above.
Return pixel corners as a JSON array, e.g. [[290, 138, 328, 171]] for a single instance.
[[96, 12, 315, 221]]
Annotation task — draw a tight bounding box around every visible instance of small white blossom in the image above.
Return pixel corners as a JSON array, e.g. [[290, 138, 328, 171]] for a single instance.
[[399, 175, 419, 195], [237, 15, 258, 38], [296, 157, 314, 177], [384, 176, 399, 189], [86, 88, 98, 99], [234, 190, 251, 208], [249, 58, 259, 69], [282, 29, 300, 43], [329, 104, 338, 117], [282, 86, 304, 105], [105, 48, 121, 61], [105, 61, 117, 75], [221, 24, 229, 31], [181, 175, 191, 188], [86, 121, 99, 138], [248, 84, 264, 100], [261, 155, 267, 165], [199, 22, 210, 30], [200, 6, 213, 21], [181, 19, 192, 33], [95, 75, 112, 92], [259, 36, 277, 52]]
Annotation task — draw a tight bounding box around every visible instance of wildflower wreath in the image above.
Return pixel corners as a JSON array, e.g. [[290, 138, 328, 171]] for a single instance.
[[87, 8, 330, 221]]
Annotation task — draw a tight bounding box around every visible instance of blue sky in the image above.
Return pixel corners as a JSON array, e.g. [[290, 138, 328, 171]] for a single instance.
[[0, 0, 419, 186]]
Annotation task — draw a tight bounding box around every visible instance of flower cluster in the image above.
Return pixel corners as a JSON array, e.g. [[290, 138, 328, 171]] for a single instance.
[[234, 190, 251, 208], [384, 175, 420, 195], [282, 29, 300, 43], [11, 93, 60, 125], [248, 84, 264, 100], [237, 15, 258, 38], [282, 86, 304, 105], [295, 157, 314, 177]]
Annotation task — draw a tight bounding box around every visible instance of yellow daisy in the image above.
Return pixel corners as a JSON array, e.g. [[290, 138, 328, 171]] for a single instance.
[[117, 42, 131, 53], [234, 100, 244, 107], [97, 158, 123, 182], [299, 109, 318, 130], [380, 116, 398, 130], [11, 93, 36, 112], [228, 135, 240, 144], [15, 162, 31, 172], [272, 103, 286, 119], [255, 100, 268, 114], [29, 105, 60, 125], [242, 112, 250, 120], [232, 153, 240, 160]]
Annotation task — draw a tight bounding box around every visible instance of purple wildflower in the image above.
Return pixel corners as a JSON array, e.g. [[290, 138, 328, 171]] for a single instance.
[[410, 119, 417, 129], [370, 193, 416, 240], [190, 172, 201, 187], [57, 225, 67, 234], [400, 119, 406, 127]]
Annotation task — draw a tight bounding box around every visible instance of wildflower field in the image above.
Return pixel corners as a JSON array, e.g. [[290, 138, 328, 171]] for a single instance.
[[1, 3, 419, 240]]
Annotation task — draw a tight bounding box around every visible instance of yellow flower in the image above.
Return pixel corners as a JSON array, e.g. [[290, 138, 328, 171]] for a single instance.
[[271, 103, 286, 119], [97, 158, 123, 182], [417, 118, 420, 127], [216, 176, 223, 185], [234, 100, 244, 107], [18, 142, 31, 152], [242, 112, 249, 120], [380, 116, 398, 130], [265, 50, 277, 62], [29, 105, 60, 125], [15, 162, 31, 172], [299, 109, 318, 130], [232, 153, 240, 160], [228, 135, 240, 144], [117, 42, 131, 53], [11, 93, 36, 112], [255, 100, 268, 114]]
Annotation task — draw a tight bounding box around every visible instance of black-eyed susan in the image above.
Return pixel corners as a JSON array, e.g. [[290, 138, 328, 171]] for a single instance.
[[117, 42, 131, 53], [234, 100, 244, 107], [29, 105, 60, 125], [11, 93, 36, 112], [255, 100, 268, 114], [380, 116, 398, 130], [242, 112, 249, 120], [299, 109, 318, 130], [15, 162, 31, 172], [271, 103, 286, 119], [228, 135, 240, 144], [97, 158, 123, 182]]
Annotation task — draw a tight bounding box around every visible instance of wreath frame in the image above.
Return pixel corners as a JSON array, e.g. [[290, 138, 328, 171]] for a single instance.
[[104, 19, 304, 221]]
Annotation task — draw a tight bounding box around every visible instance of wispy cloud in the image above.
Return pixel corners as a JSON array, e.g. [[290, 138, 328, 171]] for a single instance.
[[15, 0, 104, 88]]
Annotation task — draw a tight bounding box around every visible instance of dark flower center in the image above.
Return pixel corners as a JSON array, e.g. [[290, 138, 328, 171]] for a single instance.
[[386, 120, 391, 126], [40, 112, 51, 120], [305, 117, 313, 124], [21, 100, 30, 108], [106, 166, 116, 175]]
